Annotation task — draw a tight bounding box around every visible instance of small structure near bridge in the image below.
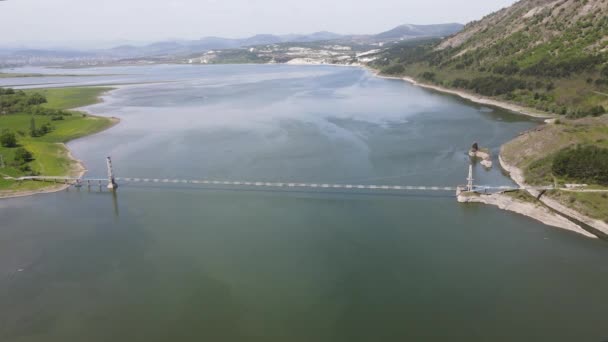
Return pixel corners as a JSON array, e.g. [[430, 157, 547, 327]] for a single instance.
[[469, 142, 493, 168]]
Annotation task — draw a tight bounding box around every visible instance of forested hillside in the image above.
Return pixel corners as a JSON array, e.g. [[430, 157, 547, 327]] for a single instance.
[[371, 0, 608, 117]]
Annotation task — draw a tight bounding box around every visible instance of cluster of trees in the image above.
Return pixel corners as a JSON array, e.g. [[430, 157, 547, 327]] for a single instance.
[[371, 33, 608, 118], [13, 147, 34, 172], [28, 105, 71, 119], [381, 64, 405, 75], [0, 130, 35, 173], [451, 76, 527, 96], [420, 72, 436, 82], [1, 88, 46, 114], [1, 87, 71, 118], [521, 55, 606, 77], [566, 106, 607, 119], [552, 145, 608, 186], [492, 61, 520, 76], [29, 117, 53, 137]]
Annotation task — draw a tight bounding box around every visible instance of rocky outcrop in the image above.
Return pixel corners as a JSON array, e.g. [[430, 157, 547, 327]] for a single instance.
[[469, 145, 493, 168]]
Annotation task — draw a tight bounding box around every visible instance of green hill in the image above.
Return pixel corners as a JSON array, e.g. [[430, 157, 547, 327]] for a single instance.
[[371, 0, 608, 117]]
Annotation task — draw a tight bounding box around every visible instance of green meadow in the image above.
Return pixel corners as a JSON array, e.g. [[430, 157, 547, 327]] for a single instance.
[[0, 87, 115, 195]]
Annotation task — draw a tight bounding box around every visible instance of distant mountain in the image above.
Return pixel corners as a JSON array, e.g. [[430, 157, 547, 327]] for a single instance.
[[0, 23, 465, 66], [284, 31, 345, 42], [102, 32, 347, 58], [375, 23, 464, 39]]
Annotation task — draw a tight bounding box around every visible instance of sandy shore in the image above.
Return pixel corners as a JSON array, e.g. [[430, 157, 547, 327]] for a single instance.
[[0, 182, 72, 199], [457, 192, 596, 238], [399, 77, 556, 118], [349, 62, 551, 118]]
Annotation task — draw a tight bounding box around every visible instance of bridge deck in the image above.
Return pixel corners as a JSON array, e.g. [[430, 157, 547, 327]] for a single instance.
[[9, 176, 565, 193]]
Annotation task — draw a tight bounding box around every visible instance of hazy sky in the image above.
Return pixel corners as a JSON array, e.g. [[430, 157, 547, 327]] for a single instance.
[[0, 0, 516, 47]]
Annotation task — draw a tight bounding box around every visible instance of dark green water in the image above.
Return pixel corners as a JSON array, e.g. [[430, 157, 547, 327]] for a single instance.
[[1, 65, 607, 341]]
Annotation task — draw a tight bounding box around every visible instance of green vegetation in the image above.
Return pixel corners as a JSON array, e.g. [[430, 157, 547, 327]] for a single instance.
[[548, 190, 608, 223], [369, 0, 608, 118], [504, 190, 540, 203], [28, 87, 113, 110], [502, 116, 608, 221], [552, 145, 608, 186], [209, 50, 273, 64], [0, 86, 114, 195]]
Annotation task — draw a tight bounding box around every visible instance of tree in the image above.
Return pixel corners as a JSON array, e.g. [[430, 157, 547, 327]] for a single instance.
[[382, 64, 405, 75], [30, 117, 37, 137], [14, 147, 33, 164], [26, 93, 47, 106], [552, 145, 608, 185], [0, 131, 17, 148]]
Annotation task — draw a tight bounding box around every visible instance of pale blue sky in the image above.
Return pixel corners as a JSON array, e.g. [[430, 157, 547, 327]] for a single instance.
[[0, 0, 516, 47]]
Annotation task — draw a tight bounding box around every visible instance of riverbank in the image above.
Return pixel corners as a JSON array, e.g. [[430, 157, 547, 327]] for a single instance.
[[367, 66, 605, 238], [357, 64, 552, 119], [0, 87, 119, 199], [457, 192, 597, 238], [500, 138, 608, 237]]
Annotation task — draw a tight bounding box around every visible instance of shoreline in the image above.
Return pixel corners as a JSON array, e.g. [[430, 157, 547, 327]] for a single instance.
[[2, 64, 601, 238], [0, 90, 120, 200], [284, 61, 552, 119], [457, 192, 597, 239], [362, 65, 554, 119], [363, 65, 605, 238], [400, 76, 554, 119], [499, 154, 608, 237]]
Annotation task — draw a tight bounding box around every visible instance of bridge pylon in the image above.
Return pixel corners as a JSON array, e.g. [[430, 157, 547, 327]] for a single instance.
[[466, 163, 474, 192], [106, 156, 118, 191]]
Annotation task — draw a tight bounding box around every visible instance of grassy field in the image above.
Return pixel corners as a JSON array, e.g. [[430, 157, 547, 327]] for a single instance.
[[0, 87, 115, 195], [501, 115, 608, 222]]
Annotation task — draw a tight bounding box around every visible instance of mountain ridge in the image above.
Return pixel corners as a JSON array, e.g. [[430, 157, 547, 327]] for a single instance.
[[0, 23, 463, 65], [372, 0, 608, 117]]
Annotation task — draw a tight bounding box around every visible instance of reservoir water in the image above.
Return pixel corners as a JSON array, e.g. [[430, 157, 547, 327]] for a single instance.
[[1, 65, 608, 341]]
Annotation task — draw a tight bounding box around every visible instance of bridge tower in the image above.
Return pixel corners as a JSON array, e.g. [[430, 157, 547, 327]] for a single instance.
[[106, 156, 118, 191], [466, 163, 474, 192]]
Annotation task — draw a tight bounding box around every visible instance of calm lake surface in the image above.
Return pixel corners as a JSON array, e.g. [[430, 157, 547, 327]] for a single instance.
[[1, 65, 608, 341]]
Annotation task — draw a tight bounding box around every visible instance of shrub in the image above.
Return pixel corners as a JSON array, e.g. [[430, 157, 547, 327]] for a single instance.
[[590, 105, 606, 116], [26, 93, 47, 106], [420, 72, 436, 81], [14, 147, 33, 164], [552, 145, 608, 185], [0, 131, 17, 148], [382, 64, 405, 75], [466, 76, 527, 96]]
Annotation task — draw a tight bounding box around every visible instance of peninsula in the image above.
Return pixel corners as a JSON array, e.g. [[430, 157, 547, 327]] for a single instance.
[[0, 86, 116, 198]]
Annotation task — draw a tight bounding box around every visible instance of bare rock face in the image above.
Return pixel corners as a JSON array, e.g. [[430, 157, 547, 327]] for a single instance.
[[481, 159, 493, 168], [436, 0, 607, 53]]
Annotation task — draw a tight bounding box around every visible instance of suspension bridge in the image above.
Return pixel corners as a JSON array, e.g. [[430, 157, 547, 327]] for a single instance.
[[4, 156, 576, 196]]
